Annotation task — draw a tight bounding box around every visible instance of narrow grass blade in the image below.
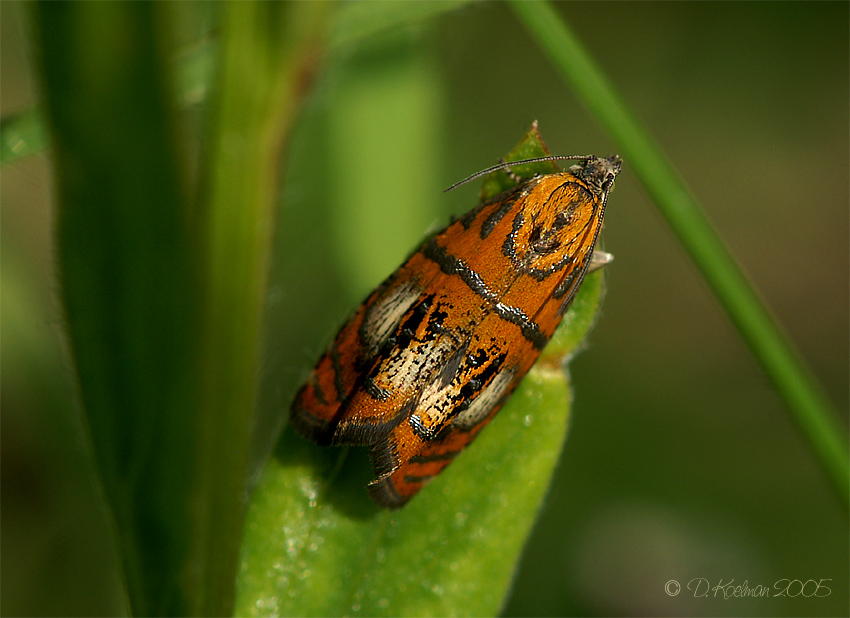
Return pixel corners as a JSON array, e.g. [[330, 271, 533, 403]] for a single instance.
[[33, 3, 198, 614], [509, 0, 849, 505]]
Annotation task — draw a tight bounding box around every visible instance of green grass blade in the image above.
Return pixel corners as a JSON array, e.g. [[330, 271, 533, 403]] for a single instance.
[[509, 0, 849, 506], [190, 3, 331, 614], [34, 2, 333, 614], [32, 3, 199, 614]]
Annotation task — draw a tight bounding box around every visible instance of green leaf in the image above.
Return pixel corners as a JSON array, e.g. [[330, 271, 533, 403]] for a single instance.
[[478, 121, 560, 200], [32, 3, 198, 614], [235, 126, 608, 616], [34, 2, 334, 615]]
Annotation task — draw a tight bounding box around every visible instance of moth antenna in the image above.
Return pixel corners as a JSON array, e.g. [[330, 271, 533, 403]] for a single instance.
[[444, 155, 592, 192], [499, 158, 522, 184]]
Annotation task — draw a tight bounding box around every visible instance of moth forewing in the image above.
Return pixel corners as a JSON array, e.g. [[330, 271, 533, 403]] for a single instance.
[[290, 154, 621, 508]]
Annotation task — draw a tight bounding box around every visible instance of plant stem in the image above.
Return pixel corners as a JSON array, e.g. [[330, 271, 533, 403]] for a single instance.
[[509, 0, 848, 506]]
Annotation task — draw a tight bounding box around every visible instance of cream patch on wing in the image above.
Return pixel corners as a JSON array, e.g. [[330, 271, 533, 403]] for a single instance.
[[361, 278, 421, 354], [371, 334, 457, 396], [451, 365, 517, 429]]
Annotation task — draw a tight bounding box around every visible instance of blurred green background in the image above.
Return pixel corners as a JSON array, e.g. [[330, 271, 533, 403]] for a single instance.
[[2, 1, 847, 616]]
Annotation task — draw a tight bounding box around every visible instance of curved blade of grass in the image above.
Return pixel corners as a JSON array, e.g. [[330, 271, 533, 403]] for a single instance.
[[509, 0, 849, 506], [236, 125, 609, 616]]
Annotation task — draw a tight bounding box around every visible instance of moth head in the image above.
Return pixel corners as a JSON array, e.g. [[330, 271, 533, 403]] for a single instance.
[[570, 155, 622, 197]]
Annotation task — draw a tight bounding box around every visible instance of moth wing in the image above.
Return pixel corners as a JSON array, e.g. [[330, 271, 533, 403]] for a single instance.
[[330, 292, 465, 447], [368, 421, 487, 508], [289, 268, 423, 445], [363, 173, 608, 506], [367, 368, 521, 508], [366, 327, 524, 508]]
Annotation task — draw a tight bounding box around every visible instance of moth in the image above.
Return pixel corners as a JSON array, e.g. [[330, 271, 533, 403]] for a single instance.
[[291, 153, 621, 508]]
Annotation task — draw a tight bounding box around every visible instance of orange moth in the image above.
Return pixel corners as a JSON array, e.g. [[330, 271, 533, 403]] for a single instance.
[[291, 144, 621, 508]]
